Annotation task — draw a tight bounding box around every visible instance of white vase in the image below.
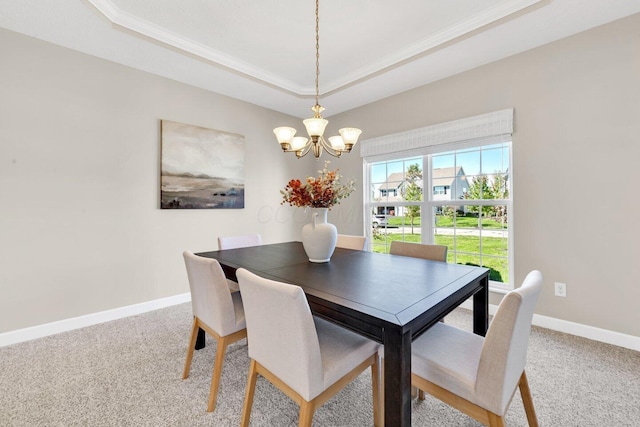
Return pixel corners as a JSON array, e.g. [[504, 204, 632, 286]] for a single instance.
[[301, 208, 337, 263]]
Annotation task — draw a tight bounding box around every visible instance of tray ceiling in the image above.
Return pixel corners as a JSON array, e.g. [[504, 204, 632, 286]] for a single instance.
[[1, 0, 639, 117]]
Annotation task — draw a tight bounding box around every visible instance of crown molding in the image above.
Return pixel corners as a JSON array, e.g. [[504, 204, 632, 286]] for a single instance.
[[322, 0, 544, 93], [87, 0, 308, 95], [87, 0, 543, 97]]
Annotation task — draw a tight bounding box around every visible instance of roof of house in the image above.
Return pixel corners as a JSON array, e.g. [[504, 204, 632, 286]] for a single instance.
[[377, 172, 405, 191], [432, 166, 464, 187], [377, 167, 465, 190]]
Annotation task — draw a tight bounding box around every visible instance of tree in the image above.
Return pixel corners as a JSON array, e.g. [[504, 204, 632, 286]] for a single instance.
[[402, 163, 422, 234], [465, 174, 509, 221], [490, 173, 509, 223], [465, 176, 493, 217]]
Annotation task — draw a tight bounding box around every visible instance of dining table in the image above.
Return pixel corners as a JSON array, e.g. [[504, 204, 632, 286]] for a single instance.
[[196, 241, 489, 427]]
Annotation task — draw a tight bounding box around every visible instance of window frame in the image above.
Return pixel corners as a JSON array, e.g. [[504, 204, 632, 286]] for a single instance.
[[361, 110, 514, 291]]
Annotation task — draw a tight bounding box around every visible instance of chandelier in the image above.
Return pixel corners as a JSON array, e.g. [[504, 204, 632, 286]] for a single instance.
[[273, 0, 362, 159]]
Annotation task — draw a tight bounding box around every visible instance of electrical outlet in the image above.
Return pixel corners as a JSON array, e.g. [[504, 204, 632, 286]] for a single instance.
[[554, 282, 567, 297]]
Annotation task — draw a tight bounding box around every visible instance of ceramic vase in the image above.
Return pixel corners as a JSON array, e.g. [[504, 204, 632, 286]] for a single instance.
[[301, 208, 337, 263]]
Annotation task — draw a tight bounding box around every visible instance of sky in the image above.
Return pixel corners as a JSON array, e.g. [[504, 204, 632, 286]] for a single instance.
[[161, 120, 245, 181]]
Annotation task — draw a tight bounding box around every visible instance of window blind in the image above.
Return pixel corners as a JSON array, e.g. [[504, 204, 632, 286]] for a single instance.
[[360, 109, 513, 162]]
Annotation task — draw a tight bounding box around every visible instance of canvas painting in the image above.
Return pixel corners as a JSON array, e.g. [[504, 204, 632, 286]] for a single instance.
[[161, 120, 245, 209]]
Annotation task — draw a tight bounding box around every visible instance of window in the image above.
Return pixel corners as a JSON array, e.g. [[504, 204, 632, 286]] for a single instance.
[[361, 110, 513, 289], [433, 186, 449, 195]]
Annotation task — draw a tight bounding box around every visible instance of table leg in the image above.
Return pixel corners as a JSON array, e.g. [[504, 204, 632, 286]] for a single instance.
[[195, 327, 206, 350], [473, 275, 489, 336], [384, 328, 412, 426]]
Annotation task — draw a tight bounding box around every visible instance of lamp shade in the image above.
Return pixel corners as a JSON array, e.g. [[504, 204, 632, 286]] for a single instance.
[[273, 127, 296, 144], [338, 128, 362, 146], [291, 136, 309, 151], [303, 117, 329, 137], [328, 136, 345, 150]]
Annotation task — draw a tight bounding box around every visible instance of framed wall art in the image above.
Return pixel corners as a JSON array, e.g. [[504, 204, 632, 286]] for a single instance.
[[161, 120, 245, 209]]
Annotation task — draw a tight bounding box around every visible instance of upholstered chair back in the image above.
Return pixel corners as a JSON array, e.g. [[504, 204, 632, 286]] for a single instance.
[[336, 234, 367, 250], [218, 234, 262, 250], [475, 270, 542, 415], [183, 251, 240, 337], [237, 268, 324, 401], [389, 241, 448, 262]]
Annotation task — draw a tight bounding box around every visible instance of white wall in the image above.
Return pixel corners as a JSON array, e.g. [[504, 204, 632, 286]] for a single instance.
[[0, 28, 310, 333], [330, 14, 640, 337]]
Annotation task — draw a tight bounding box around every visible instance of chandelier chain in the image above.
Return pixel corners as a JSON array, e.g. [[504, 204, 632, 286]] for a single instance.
[[272, 0, 361, 158], [314, 0, 320, 109]]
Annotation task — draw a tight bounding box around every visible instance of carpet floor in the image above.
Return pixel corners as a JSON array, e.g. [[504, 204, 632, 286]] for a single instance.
[[1, 303, 638, 426]]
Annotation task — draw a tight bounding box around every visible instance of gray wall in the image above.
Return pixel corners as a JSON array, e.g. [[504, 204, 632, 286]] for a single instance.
[[0, 28, 313, 333], [330, 13, 640, 337]]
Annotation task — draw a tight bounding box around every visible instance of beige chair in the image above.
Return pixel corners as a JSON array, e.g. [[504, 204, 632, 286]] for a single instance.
[[236, 268, 381, 427], [391, 241, 448, 338], [410, 270, 543, 427], [389, 240, 448, 262], [182, 251, 247, 412], [217, 234, 262, 292], [217, 234, 262, 250], [336, 234, 367, 251]]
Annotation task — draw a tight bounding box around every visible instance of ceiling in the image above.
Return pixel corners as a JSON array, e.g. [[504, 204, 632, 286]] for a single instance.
[[1, 0, 639, 118]]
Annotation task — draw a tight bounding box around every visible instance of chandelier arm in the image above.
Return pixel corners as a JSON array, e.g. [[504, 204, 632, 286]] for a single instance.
[[295, 140, 314, 158], [318, 136, 342, 158]]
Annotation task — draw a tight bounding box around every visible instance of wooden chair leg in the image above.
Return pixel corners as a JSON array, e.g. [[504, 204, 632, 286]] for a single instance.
[[519, 371, 539, 427], [298, 401, 316, 427], [488, 412, 506, 427], [418, 389, 426, 400], [182, 318, 199, 379], [207, 335, 230, 412], [371, 356, 381, 427], [240, 360, 259, 427]]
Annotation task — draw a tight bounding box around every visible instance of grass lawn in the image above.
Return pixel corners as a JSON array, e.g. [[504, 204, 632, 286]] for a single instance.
[[372, 223, 508, 283], [385, 214, 507, 230]]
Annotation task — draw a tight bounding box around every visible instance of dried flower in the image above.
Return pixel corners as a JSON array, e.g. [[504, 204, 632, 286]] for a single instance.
[[281, 161, 355, 209]]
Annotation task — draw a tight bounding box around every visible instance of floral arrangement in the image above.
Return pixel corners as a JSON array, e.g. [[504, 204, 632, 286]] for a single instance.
[[281, 161, 355, 209]]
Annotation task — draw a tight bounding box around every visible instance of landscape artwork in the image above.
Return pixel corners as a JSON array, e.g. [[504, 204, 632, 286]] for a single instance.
[[161, 120, 245, 209]]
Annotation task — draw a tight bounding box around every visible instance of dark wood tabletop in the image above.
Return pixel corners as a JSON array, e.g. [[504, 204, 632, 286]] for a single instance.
[[197, 241, 489, 427]]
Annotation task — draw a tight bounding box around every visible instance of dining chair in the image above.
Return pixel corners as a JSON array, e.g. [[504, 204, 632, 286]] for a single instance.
[[217, 233, 262, 292], [236, 268, 381, 427], [217, 233, 262, 250], [391, 241, 448, 336], [410, 270, 543, 427], [336, 234, 367, 250], [182, 251, 247, 412], [389, 240, 448, 262]]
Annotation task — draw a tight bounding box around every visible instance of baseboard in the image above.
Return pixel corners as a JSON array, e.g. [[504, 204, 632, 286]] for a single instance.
[[0, 293, 191, 347], [459, 300, 639, 352], [3, 294, 638, 352]]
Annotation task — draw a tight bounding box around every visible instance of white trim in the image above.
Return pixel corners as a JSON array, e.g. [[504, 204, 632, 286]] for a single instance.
[[86, 0, 304, 94], [0, 293, 191, 348], [459, 300, 640, 352], [86, 1, 542, 96], [5, 292, 637, 353]]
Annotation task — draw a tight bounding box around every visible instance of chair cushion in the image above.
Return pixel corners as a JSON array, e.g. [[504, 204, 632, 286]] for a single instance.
[[231, 290, 246, 330], [226, 278, 240, 293], [411, 322, 484, 405], [314, 317, 380, 393]]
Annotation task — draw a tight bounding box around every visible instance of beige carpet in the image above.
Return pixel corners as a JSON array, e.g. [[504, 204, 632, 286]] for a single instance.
[[1, 303, 638, 426]]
